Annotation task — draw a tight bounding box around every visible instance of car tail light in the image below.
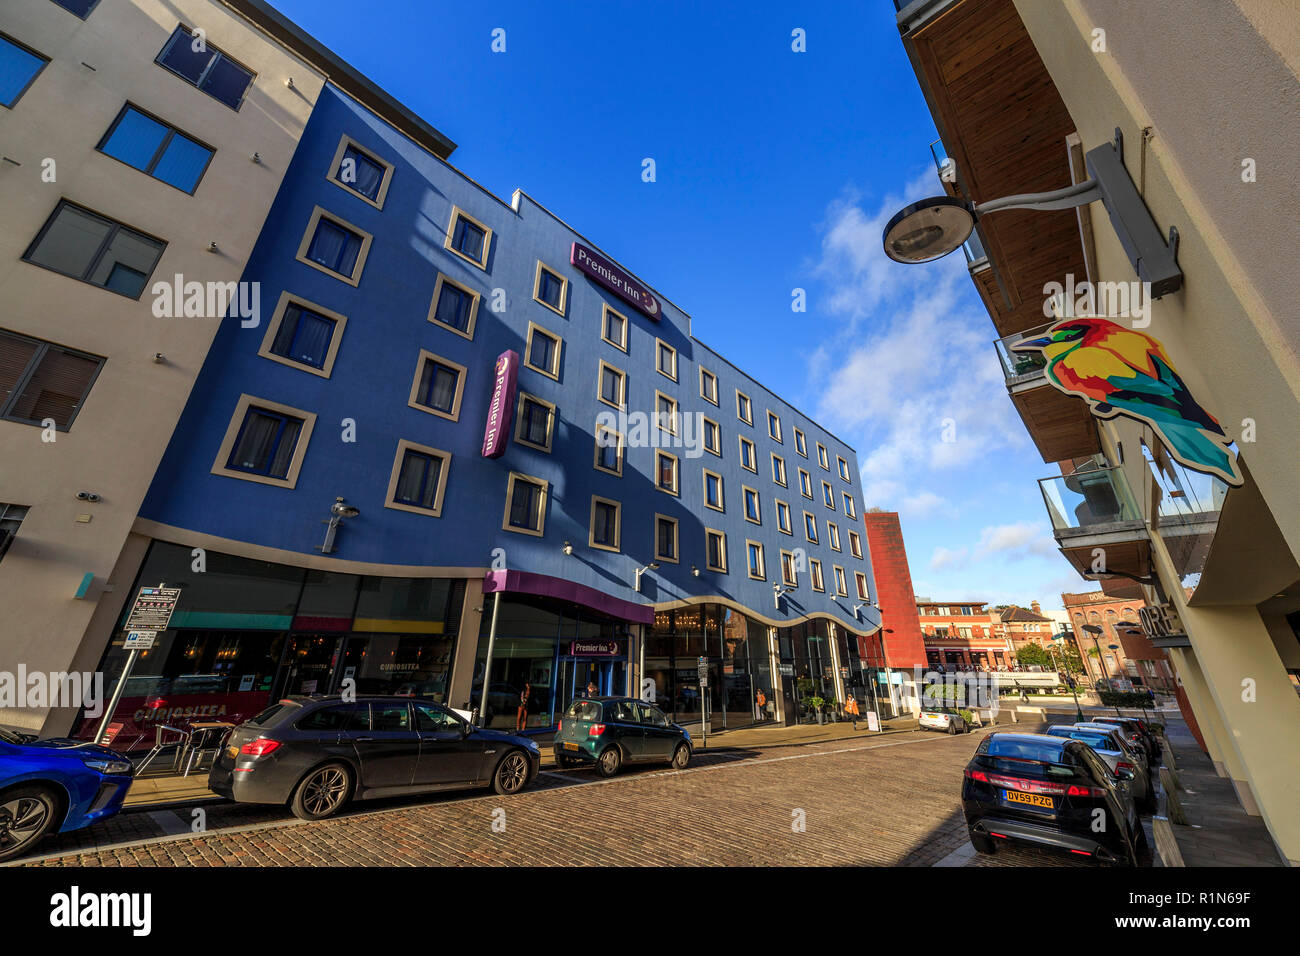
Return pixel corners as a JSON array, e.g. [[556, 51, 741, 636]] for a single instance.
[[1070, 848, 1093, 856], [588, 724, 606, 737], [989, 832, 1009, 839], [556, 720, 562, 734], [965, 769, 989, 783], [240, 739, 281, 757], [1066, 783, 1105, 797], [983, 772, 1067, 795], [1116, 761, 1135, 774]]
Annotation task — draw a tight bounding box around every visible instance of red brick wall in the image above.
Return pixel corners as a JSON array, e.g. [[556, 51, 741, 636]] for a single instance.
[[862, 512, 927, 669]]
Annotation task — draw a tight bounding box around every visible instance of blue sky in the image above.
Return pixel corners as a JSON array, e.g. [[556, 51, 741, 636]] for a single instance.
[[266, 0, 1098, 610]]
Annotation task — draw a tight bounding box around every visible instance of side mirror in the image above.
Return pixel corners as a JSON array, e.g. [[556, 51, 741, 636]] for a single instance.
[[460, 721, 474, 737], [1115, 767, 1135, 781]]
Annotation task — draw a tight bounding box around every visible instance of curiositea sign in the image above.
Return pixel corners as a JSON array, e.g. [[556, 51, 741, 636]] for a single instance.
[[481, 350, 520, 459], [571, 242, 661, 320]]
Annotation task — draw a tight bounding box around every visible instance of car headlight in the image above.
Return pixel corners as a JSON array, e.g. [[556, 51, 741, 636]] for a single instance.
[[82, 757, 133, 775]]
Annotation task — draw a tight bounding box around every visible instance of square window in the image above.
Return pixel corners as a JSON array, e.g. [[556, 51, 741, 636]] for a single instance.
[[23, 201, 165, 299], [525, 323, 562, 379], [598, 361, 626, 408], [393, 447, 447, 513], [794, 428, 807, 458], [699, 367, 718, 405], [0, 329, 104, 430], [590, 497, 621, 552], [742, 486, 761, 524], [0, 34, 48, 109], [407, 350, 466, 420], [746, 541, 765, 580], [594, 424, 624, 476], [771, 454, 786, 487], [656, 340, 677, 381], [804, 512, 819, 544], [445, 206, 491, 269], [156, 25, 254, 111], [98, 105, 214, 193], [736, 390, 752, 425], [706, 529, 727, 573], [428, 274, 479, 338], [504, 472, 548, 535], [265, 299, 340, 373], [702, 417, 720, 456], [330, 136, 393, 207], [739, 437, 757, 473], [767, 411, 782, 443], [602, 305, 628, 351], [0, 503, 29, 564], [223, 405, 306, 481], [656, 450, 679, 495], [515, 394, 555, 452], [703, 470, 724, 511], [533, 262, 568, 315], [655, 515, 679, 563], [296, 207, 371, 285], [776, 500, 792, 534]]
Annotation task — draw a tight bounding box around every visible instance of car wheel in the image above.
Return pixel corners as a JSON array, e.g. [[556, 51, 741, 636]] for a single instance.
[[969, 830, 996, 855], [0, 786, 60, 863], [947, 721, 959, 735], [671, 744, 690, 770], [595, 746, 623, 778], [290, 763, 352, 821], [493, 750, 531, 796]]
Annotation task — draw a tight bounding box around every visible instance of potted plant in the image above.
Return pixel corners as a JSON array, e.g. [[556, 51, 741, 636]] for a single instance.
[[824, 697, 839, 722], [805, 696, 825, 724]]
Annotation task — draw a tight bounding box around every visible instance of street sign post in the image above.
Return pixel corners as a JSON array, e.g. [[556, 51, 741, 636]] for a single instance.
[[96, 585, 180, 745], [697, 656, 708, 747]]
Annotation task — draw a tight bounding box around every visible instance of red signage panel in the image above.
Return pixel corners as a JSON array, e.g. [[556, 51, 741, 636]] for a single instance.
[[570, 242, 661, 320]]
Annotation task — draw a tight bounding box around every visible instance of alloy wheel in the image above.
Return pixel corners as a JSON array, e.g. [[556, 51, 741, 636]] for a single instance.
[[497, 752, 528, 794], [0, 796, 50, 853], [302, 767, 348, 817]]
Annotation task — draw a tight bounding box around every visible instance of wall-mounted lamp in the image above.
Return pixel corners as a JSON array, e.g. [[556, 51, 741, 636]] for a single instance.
[[633, 562, 660, 592], [318, 496, 359, 553], [285, 77, 296, 90], [690, 565, 700, 577], [562, 541, 574, 556], [207, 241, 219, 254], [773, 583, 789, 610], [251, 152, 262, 164]]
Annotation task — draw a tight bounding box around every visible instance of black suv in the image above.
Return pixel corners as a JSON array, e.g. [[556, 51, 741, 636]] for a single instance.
[[962, 732, 1151, 865]]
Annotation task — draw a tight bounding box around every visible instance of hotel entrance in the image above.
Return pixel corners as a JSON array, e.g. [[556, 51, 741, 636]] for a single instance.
[[556, 658, 626, 712]]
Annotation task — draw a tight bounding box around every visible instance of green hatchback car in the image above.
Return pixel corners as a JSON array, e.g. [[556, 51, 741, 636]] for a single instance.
[[554, 697, 692, 777]]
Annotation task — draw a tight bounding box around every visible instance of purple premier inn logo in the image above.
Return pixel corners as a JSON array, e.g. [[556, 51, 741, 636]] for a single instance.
[[571, 242, 661, 320], [482, 349, 520, 459]]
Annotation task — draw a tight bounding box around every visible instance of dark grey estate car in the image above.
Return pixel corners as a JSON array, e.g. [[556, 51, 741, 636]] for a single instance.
[[209, 696, 540, 820]]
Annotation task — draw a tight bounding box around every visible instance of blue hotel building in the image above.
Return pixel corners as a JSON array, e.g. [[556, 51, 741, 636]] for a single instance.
[[80, 4, 883, 741]]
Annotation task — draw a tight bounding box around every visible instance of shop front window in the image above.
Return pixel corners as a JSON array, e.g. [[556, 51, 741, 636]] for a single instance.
[[338, 633, 454, 701]]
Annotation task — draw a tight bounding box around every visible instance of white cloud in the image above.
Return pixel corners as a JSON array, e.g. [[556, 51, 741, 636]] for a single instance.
[[929, 545, 968, 572], [901, 490, 951, 518], [974, 522, 1057, 560]]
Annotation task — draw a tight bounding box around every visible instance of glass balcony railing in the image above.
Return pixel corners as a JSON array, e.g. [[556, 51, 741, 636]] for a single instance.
[[994, 322, 1051, 384], [1142, 442, 1226, 593], [1038, 467, 1144, 535], [928, 140, 987, 266]]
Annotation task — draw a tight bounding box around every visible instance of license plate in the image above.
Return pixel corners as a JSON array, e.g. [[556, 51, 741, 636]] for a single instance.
[[226, 745, 239, 759], [1004, 789, 1054, 808], [563, 742, 579, 751]]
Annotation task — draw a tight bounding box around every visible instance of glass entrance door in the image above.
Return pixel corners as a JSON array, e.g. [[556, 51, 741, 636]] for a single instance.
[[276, 634, 343, 697]]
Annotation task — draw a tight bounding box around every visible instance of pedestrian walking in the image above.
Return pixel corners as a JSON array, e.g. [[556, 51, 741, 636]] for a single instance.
[[845, 694, 860, 730], [755, 688, 767, 721], [516, 682, 530, 732]]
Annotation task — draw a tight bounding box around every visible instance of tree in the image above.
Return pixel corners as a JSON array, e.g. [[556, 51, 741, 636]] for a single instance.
[[1055, 642, 1085, 676], [1015, 644, 1053, 670]]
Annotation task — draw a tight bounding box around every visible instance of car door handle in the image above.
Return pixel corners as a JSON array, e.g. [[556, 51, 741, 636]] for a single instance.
[[354, 737, 374, 742]]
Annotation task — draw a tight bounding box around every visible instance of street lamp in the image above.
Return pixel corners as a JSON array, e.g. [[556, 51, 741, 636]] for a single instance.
[[1082, 624, 1107, 689], [1050, 636, 1085, 723], [633, 562, 659, 593], [882, 129, 1182, 297]]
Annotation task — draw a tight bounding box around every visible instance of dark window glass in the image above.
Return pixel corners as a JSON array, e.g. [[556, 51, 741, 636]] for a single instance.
[[414, 702, 460, 732], [0, 330, 103, 430], [306, 217, 362, 278], [705, 473, 721, 507], [336, 145, 385, 200], [596, 432, 619, 471], [452, 216, 485, 261], [98, 105, 213, 193], [656, 518, 676, 560], [604, 310, 624, 344], [395, 450, 444, 510], [296, 704, 367, 733], [537, 269, 563, 308], [23, 201, 164, 298], [657, 454, 675, 491], [520, 398, 550, 446], [227, 407, 304, 479], [372, 703, 412, 732], [270, 303, 336, 370], [658, 343, 673, 375], [592, 501, 617, 547], [600, 367, 622, 405], [156, 26, 253, 110], [707, 532, 724, 569], [434, 282, 472, 332], [416, 359, 459, 412], [0, 34, 48, 107], [508, 479, 543, 531], [50, 0, 101, 18], [527, 330, 556, 373]]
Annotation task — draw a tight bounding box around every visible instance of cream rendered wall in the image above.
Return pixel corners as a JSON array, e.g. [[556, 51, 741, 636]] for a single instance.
[[0, 0, 324, 734]]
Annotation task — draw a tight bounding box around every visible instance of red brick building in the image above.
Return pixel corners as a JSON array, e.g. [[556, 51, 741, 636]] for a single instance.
[[1063, 590, 1176, 692], [916, 599, 1009, 669], [861, 511, 927, 671]]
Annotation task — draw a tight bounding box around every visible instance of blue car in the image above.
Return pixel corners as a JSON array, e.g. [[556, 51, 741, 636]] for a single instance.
[[0, 726, 135, 862]]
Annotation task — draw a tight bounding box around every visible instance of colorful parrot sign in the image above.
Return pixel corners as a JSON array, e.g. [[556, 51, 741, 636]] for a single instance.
[[1012, 318, 1243, 486]]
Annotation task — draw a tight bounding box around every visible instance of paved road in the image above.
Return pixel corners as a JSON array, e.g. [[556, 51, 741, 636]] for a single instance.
[[18, 724, 1117, 867]]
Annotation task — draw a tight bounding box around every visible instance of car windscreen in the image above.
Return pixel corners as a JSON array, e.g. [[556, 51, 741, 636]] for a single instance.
[[564, 700, 602, 722], [1046, 729, 1114, 750]]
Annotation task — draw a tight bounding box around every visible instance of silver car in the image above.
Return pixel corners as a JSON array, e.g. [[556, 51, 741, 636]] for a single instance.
[[1045, 724, 1156, 814]]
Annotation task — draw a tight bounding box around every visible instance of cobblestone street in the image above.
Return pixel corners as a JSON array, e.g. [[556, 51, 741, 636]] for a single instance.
[[19, 725, 1098, 867]]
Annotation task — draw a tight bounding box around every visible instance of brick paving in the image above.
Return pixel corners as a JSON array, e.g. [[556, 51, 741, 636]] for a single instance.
[[18, 726, 1102, 868]]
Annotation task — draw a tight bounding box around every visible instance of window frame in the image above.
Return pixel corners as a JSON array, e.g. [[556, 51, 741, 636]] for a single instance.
[[739, 436, 757, 474], [742, 485, 762, 525], [655, 449, 680, 496], [327, 133, 395, 209], [0, 32, 49, 109], [384, 439, 452, 517], [427, 272, 481, 340], [775, 499, 793, 535], [211, 394, 316, 489], [817, 442, 830, 470], [295, 205, 372, 287], [593, 422, 624, 477], [810, 558, 825, 593], [0, 328, 105, 431], [597, 360, 627, 410], [837, 455, 851, 483], [601, 303, 629, 352], [705, 528, 728, 573], [833, 565, 848, 596], [154, 24, 256, 111], [654, 390, 678, 436], [654, 514, 680, 564], [502, 471, 549, 536], [702, 468, 724, 512], [848, 529, 863, 559], [843, 492, 857, 518], [655, 339, 677, 382], [95, 102, 215, 194], [855, 572, 870, 601], [257, 292, 347, 378], [793, 427, 808, 458], [514, 391, 557, 453], [701, 415, 721, 457], [735, 389, 753, 425], [588, 495, 622, 553], [767, 410, 782, 443], [780, 550, 798, 588], [523, 321, 563, 380], [49, 0, 103, 20], [746, 539, 766, 581], [407, 349, 468, 421], [771, 453, 787, 488], [532, 260, 569, 317], [699, 366, 718, 405], [822, 480, 837, 511], [828, 521, 841, 552], [22, 199, 166, 300], [444, 205, 492, 270], [798, 468, 813, 500], [803, 511, 819, 544]]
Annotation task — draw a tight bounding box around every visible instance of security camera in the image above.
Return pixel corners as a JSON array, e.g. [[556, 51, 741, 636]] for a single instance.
[[76, 491, 100, 502], [153, 353, 166, 364]]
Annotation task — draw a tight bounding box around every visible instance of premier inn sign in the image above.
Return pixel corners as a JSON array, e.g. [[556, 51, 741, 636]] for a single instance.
[[571, 242, 661, 320], [481, 349, 520, 458]]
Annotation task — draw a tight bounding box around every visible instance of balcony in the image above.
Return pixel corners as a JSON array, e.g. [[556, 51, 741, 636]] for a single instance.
[[1143, 444, 1225, 593], [1039, 467, 1152, 582], [995, 324, 1102, 462]]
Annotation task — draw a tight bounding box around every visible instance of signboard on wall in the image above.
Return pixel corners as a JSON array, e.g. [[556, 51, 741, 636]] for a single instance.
[[571, 242, 661, 320], [571, 640, 623, 657], [481, 350, 520, 458]]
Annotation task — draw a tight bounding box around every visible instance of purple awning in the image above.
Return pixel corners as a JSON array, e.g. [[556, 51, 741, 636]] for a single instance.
[[482, 569, 654, 625]]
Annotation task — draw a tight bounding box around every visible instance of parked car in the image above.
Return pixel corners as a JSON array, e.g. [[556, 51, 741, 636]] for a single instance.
[[1044, 724, 1157, 814], [1090, 716, 1161, 765], [0, 727, 134, 862], [208, 696, 539, 820], [919, 705, 970, 734], [553, 697, 692, 777], [962, 732, 1151, 866]]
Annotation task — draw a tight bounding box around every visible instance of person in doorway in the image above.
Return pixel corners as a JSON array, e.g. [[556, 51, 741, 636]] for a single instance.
[[845, 694, 860, 731], [755, 688, 767, 721], [516, 683, 530, 732], [586, 681, 599, 699]]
